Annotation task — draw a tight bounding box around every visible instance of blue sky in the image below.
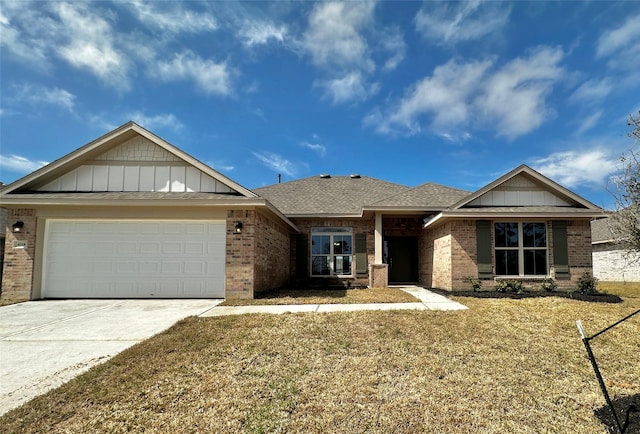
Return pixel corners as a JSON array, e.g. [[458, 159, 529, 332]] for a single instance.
[[1, 1, 639, 210]]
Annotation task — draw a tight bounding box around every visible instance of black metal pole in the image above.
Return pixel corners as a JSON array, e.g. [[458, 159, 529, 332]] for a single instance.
[[579, 333, 624, 433]]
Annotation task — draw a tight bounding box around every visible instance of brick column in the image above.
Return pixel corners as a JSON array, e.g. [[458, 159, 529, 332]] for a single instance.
[[1, 209, 37, 302], [369, 263, 388, 288], [225, 210, 256, 299]]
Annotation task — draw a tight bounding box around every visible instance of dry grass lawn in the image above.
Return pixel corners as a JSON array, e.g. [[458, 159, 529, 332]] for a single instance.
[[2, 286, 639, 433], [220, 287, 418, 306]]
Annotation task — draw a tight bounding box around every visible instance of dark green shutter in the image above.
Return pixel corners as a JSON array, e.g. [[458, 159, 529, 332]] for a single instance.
[[355, 233, 368, 275], [552, 221, 569, 277], [476, 220, 493, 278], [296, 234, 308, 277]]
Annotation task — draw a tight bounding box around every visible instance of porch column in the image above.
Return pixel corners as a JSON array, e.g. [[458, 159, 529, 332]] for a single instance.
[[375, 212, 383, 263], [370, 212, 388, 287]]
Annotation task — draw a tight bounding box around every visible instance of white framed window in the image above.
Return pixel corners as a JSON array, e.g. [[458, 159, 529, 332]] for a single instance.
[[311, 227, 353, 276], [494, 222, 548, 276]]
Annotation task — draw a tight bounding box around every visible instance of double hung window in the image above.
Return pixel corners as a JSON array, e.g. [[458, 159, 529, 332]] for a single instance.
[[311, 228, 353, 276], [494, 222, 547, 276]]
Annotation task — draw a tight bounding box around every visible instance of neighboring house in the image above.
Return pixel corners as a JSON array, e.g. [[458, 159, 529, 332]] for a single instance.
[[591, 215, 640, 282], [0, 122, 603, 301]]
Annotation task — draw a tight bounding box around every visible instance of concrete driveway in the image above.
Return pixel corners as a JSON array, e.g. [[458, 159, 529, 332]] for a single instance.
[[0, 299, 221, 416]]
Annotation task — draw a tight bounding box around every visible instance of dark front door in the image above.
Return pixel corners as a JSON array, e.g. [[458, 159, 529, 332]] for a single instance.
[[386, 237, 418, 283]]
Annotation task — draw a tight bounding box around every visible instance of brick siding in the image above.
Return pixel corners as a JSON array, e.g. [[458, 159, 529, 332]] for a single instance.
[[254, 210, 291, 293], [289, 218, 375, 287], [593, 244, 640, 282], [422, 218, 595, 291], [1, 209, 37, 302], [226, 209, 292, 299]]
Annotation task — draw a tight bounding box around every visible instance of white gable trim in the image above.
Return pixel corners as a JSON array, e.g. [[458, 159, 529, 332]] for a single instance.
[[450, 165, 600, 210], [1, 122, 257, 198]]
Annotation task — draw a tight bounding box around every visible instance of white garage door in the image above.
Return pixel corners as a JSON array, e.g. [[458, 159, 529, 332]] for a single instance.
[[43, 220, 226, 298]]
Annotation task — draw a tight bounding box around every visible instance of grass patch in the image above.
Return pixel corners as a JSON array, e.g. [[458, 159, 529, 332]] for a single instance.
[[598, 281, 640, 299], [2, 295, 639, 433], [220, 287, 418, 306]]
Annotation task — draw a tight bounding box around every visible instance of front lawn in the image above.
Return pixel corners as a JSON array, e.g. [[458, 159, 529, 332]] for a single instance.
[[220, 287, 418, 306], [2, 292, 639, 433]]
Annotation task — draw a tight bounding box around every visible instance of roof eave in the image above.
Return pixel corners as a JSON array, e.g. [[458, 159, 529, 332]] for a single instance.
[[362, 206, 445, 213], [0, 196, 269, 207], [424, 209, 602, 228]]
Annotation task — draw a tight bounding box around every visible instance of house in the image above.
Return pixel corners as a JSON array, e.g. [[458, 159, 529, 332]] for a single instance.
[[591, 215, 640, 282], [0, 122, 603, 302]]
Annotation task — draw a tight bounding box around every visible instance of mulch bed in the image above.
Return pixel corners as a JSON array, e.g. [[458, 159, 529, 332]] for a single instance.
[[435, 289, 624, 303]]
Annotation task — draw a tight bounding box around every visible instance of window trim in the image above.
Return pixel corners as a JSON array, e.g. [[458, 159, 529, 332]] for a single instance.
[[494, 221, 549, 277], [310, 227, 354, 277]]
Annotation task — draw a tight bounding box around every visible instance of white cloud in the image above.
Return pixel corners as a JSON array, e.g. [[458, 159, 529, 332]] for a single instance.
[[252, 152, 297, 177], [570, 78, 613, 103], [381, 28, 406, 72], [127, 1, 218, 34], [315, 71, 379, 104], [303, 1, 375, 72], [154, 51, 232, 95], [415, 0, 510, 45], [596, 13, 640, 58], [12, 84, 76, 112], [480, 46, 564, 139], [240, 20, 287, 47], [576, 111, 603, 135], [0, 3, 51, 67], [208, 160, 235, 172], [54, 3, 130, 89], [368, 46, 564, 139], [387, 59, 492, 133], [301, 142, 327, 157], [0, 154, 49, 173], [531, 149, 618, 188], [126, 112, 183, 131]]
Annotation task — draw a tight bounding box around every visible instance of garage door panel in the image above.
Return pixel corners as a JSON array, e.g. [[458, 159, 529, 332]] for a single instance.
[[44, 220, 225, 299]]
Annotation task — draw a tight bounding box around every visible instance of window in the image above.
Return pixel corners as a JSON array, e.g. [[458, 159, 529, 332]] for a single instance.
[[494, 222, 547, 276], [311, 228, 353, 276]]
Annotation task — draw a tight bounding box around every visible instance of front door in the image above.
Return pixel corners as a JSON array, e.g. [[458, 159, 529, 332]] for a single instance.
[[386, 237, 418, 283]]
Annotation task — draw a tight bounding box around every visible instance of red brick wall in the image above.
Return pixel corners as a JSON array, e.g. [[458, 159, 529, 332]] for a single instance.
[[427, 222, 452, 290], [254, 210, 290, 294], [450, 220, 477, 290], [289, 217, 375, 286], [1, 209, 37, 301], [564, 219, 594, 287], [225, 209, 292, 299], [226, 210, 256, 299], [423, 218, 595, 291]]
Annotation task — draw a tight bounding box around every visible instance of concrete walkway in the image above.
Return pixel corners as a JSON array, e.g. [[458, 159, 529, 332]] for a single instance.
[[200, 286, 467, 316]]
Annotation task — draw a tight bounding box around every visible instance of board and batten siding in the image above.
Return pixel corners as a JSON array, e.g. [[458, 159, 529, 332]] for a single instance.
[[38, 164, 234, 193], [468, 174, 571, 207], [36, 135, 236, 193]]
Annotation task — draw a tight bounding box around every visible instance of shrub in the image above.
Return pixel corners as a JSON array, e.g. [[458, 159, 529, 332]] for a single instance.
[[540, 277, 557, 292], [464, 276, 482, 292], [495, 279, 524, 294], [577, 272, 599, 295]]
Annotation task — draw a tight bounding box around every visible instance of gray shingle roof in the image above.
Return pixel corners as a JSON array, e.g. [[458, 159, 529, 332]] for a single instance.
[[370, 182, 470, 208], [591, 217, 616, 243], [253, 175, 411, 216]]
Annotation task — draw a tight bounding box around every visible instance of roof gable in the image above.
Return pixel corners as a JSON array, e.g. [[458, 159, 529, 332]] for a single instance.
[[452, 165, 600, 210], [1, 122, 256, 197]]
